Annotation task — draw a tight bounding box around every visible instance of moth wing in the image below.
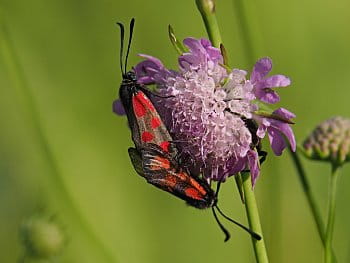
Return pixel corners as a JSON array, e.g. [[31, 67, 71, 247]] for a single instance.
[[132, 91, 177, 156], [128, 147, 144, 176], [140, 144, 214, 209], [119, 85, 143, 147]]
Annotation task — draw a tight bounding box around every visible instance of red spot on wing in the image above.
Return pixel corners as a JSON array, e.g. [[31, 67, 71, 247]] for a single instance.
[[165, 175, 177, 187], [151, 117, 161, 129], [155, 156, 170, 169], [160, 141, 170, 152], [185, 188, 204, 200], [141, 131, 154, 142], [189, 178, 207, 195], [132, 96, 146, 117], [136, 92, 155, 112], [150, 156, 171, 170], [177, 172, 188, 181]]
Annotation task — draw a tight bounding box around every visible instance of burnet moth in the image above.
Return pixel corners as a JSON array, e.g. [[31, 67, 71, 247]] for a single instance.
[[115, 19, 261, 242], [117, 18, 175, 156]]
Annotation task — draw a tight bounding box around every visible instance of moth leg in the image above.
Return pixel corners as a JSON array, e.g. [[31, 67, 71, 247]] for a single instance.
[[258, 150, 268, 165]]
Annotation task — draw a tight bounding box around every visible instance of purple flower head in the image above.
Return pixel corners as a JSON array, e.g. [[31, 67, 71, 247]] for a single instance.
[[133, 38, 295, 186], [250, 57, 291, 104], [256, 108, 296, 155]]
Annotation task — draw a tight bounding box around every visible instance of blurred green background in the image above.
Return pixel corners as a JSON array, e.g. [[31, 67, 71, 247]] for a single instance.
[[1, 0, 350, 262]]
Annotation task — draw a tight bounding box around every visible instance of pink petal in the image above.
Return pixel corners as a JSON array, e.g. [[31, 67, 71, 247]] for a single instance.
[[263, 75, 291, 88], [256, 88, 280, 104], [273, 107, 296, 119], [251, 57, 272, 83], [268, 128, 285, 155], [247, 150, 260, 187]]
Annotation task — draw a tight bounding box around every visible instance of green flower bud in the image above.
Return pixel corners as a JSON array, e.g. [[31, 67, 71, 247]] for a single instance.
[[20, 214, 66, 259], [303, 117, 350, 166]]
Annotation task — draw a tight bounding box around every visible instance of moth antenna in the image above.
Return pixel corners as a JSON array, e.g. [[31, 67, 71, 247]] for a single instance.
[[214, 205, 262, 240], [116, 21, 125, 76], [124, 18, 135, 74], [212, 207, 230, 242]]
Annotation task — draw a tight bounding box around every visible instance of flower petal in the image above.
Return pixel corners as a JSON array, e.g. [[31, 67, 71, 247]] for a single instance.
[[200, 39, 222, 62], [247, 150, 260, 187], [250, 57, 272, 83], [263, 75, 291, 88], [268, 127, 287, 156], [272, 123, 296, 154], [183, 38, 205, 53], [273, 107, 296, 120], [255, 87, 280, 104], [228, 157, 246, 176], [179, 54, 202, 70], [112, 99, 126, 115], [134, 54, 168, 84], [257, 108, 296, 155], [181, 38, 222, 68], [257, 124, 267, 138]]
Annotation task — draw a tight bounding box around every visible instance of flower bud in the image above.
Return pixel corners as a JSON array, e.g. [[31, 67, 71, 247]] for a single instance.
[[196, 0, 216, 14], [20, 214, 66, 259], [303, 117, 350, 165]]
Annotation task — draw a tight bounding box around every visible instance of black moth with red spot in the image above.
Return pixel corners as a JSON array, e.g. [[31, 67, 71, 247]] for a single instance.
[[117, 19, 215, 210], [118, 19, 174, 156], [129, 144, 216, 209], [116, 19, 261, 242]]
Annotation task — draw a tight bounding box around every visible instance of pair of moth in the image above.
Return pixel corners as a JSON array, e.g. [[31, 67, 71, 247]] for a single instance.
[[116, 19, 261, 242]]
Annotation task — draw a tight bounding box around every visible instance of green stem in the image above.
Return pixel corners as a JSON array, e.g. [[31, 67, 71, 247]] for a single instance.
[[231, 0, 256, 65], [324, 166, 340, 263], [0, 15, 118, 263], [195, 0, 222, 48], [289, 149, 337, 262], [195, 2, 268, 261], [242, 173, 269, 263], [289, 150, 325, 241]]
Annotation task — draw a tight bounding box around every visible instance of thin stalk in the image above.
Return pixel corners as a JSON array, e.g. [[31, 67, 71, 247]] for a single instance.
[[0, 15, 118, 263], [324, 166, 340, 263], [195, 0, 222, 47], [242, 173, 269, 263], [289, 150, 325, 241], [195, 1, 269, 261], [289, 149, 337, 262], [231, 0, 256, 65]]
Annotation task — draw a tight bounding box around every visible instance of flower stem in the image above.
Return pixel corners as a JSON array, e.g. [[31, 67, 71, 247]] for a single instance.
[[242, 173, 269, 263], [324, 166, 340, 263], [195, 2, 268, 261], [195, 0, 222, 48], [231, 0, 256, 65], [289, 149, 337, 262], [0, 14, 118, 263], [289, 150, 325, 241]]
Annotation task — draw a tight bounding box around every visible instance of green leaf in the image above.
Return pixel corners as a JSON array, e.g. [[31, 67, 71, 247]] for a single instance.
[[220, 44, 229, 68], [254, 110, 295, 124], [168, 25, 187, 55]]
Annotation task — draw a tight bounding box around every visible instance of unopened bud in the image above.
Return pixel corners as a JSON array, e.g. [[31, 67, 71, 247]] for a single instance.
[[196, 0, 216, 14], [303, 117, 350, 165], [20, 214, 66, 259]]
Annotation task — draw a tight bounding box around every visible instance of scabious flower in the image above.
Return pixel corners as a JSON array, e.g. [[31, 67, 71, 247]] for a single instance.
[[124, 38, 295, 186]]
